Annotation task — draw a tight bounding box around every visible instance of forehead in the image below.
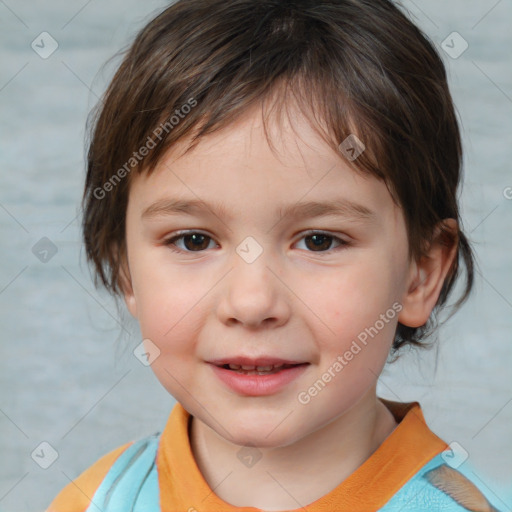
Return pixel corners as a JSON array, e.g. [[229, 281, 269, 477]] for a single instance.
[[127, 102, 400, 228]]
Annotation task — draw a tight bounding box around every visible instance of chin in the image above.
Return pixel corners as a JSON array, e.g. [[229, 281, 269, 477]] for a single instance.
[[224, 417, 305, 449], [229, 431, 295, 449]]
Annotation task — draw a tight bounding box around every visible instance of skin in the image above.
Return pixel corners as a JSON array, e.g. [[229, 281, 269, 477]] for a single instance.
[[122, 100, 457, 510]]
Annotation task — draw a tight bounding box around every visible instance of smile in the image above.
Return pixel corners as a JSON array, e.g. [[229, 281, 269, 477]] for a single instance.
[[209, 362, 310, 396]]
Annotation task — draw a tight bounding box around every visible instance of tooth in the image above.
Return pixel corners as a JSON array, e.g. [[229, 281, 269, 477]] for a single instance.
[[225, 363, 296, 374]]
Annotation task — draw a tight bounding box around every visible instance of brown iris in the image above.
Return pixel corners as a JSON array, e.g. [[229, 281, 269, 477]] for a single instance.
[[304, 234, 333, 251], [182, 233, 210, 251]]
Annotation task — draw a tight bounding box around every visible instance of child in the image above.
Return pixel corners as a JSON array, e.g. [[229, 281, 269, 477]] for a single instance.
[[47, 0, 502, 510]]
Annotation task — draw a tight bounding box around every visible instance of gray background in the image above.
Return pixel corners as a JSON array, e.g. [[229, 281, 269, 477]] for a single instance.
[[1, 1, 511, 511]]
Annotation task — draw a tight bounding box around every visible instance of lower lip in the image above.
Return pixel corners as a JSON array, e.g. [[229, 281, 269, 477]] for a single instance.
[[209, 363, 309, 396]]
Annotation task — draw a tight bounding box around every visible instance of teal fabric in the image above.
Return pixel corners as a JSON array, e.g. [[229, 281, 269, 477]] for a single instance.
[[85, 434, 160, 512], [85, 435, 497, 512], [380, 454, 475, 512]]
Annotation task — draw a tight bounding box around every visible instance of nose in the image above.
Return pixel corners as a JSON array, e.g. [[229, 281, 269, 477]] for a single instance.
[[215, 251, 291, 329]]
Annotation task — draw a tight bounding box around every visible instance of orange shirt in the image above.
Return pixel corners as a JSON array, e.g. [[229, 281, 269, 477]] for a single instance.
[[48, 399, 449, 511]]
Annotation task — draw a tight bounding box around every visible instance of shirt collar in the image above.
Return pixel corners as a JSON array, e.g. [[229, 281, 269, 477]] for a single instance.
[[157, 399, 448, 511]]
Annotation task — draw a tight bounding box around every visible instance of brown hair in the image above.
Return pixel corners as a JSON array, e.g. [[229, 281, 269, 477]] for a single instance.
[[82, 0, 474, 353]]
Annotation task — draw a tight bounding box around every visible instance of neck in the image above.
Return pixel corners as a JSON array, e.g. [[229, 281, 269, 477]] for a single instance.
[[189, 389, 398, 511]]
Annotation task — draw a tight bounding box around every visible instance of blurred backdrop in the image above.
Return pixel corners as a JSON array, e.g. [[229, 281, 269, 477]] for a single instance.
[[0, 1, 511, 510]]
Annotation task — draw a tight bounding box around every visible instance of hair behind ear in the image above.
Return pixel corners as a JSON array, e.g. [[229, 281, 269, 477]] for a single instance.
[[438, 228, 475, 307]]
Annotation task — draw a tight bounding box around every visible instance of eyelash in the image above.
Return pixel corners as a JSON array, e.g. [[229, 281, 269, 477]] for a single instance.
[[163, 230, 350, 255]]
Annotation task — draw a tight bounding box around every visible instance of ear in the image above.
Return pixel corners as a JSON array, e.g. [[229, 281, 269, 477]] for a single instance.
[[118, 252, 138, 319], [398, 219, 458, 328]]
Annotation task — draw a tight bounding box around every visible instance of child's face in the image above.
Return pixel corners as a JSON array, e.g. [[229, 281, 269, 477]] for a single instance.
[[123, 103, 414, 448]]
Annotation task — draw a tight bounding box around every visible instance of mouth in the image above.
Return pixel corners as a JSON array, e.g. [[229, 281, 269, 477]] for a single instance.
[[208, 360, 310, 396], [216, 363, 308, 375]]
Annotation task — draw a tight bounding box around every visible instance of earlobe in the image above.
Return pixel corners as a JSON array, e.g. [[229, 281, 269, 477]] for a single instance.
[[118, 258, 138, 318], [398, 262, 431, 328], [124, 292, 138, 318], [398, 219, 458, 328]]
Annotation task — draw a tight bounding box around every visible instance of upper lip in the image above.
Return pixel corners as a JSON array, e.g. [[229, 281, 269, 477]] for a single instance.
[[208, 356, 308, 367]]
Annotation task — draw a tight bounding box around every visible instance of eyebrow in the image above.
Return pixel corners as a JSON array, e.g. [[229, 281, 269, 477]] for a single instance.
[[141, 198, 376, 223]]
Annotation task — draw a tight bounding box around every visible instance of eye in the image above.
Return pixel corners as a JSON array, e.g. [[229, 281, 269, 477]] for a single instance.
[[295, 231, 349, 253], [164, 231, 217, 252], [163, 230, 349, 254]]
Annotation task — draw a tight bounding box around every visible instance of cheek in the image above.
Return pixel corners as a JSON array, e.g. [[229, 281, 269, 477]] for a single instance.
[[138, 293, 203, 351], [130, 253, 209, 352], [305, 261, 399, 330], [297, 259, 400, 373], [135, 280, 209, 393]]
